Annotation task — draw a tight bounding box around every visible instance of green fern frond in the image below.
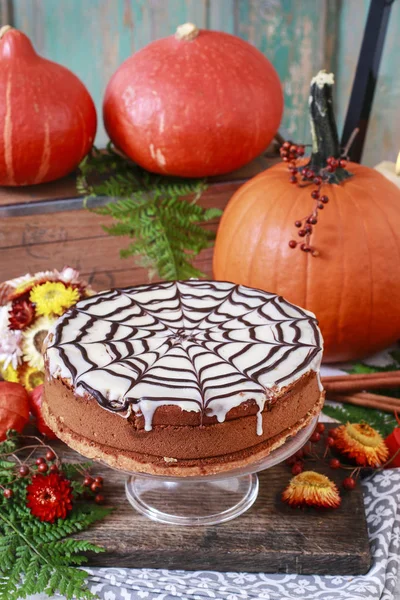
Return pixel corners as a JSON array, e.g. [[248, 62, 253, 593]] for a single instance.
[[44, 566, 97, 600], [61, 461, 93, 479], [0, 487, 111, 600], [78, 145, 222, 281], [203, 207, 224, 220], [0, 431, 19, 455], [324, 403, 397, 438], [0, 459, 16, 470], [103, 222, 134, 237]]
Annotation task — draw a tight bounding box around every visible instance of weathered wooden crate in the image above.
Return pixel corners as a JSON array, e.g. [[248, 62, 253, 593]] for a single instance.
[[0, 151, 279, 289]]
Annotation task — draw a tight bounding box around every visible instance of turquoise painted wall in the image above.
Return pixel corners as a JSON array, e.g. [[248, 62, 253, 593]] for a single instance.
[[2, 0, 399, 166]]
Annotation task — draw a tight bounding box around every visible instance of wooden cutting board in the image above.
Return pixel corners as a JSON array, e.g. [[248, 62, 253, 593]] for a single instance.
[[57, 424, 371, 575]]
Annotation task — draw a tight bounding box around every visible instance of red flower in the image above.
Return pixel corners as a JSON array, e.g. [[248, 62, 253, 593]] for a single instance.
[[9, 299, 35, 330], [26, 473, 73, 522]]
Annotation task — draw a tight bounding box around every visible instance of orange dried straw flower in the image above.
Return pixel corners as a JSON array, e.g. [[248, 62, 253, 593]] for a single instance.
[[282, 470, 341, 509], [333, 422, 389, 467]]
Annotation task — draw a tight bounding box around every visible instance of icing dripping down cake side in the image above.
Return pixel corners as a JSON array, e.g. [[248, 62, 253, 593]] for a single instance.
[[43, 280, 324, 476]]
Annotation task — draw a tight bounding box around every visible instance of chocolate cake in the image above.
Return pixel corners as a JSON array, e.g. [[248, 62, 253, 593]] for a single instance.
[[42, 280, 324, 476]]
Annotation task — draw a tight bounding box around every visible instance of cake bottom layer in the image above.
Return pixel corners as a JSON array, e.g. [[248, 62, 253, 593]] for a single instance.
[[43, 370, 321, 454], [42, 392, 324, 477]]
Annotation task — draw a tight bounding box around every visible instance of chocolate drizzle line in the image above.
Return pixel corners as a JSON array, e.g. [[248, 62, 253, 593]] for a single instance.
[[45, 280, 323, 425]]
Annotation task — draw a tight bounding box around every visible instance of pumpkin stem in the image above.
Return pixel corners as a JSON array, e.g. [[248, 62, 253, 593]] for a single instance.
[[395, 151, 400, 176], [0, 25, 13, 40], [304, 70, 352, 184], [175, 23, 199, 41]]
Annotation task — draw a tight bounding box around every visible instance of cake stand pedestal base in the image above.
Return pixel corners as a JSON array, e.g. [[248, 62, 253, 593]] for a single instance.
[[125, 473, 259, 526], [125, 417, 317, 526]]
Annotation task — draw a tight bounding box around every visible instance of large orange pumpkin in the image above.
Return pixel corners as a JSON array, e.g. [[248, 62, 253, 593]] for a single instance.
[[213, 71, 400, 363]]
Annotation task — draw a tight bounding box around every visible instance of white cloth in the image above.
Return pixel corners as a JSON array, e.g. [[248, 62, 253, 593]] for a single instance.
[[81, 469, 400, 600]]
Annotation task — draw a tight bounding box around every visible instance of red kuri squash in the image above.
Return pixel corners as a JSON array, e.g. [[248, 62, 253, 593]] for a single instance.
[[0, 25, 97, 186], [103, 23, 283, 178], [213, 71, 400, 363], [0, 381, 30, 440], [29, 384, 57, 439]]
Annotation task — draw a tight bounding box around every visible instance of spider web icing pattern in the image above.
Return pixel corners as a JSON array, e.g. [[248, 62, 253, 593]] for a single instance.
[[45, 280, 323, 430]]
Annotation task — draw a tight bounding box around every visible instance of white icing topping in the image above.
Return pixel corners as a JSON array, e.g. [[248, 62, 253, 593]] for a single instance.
[[45, 281, 323, 436], [316, 371, 323, 392]]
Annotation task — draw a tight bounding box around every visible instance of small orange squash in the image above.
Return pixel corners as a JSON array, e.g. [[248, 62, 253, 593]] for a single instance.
[[0, 381, 30, 440], [0, 25, 96, 186], [29, 384, 57, 439], [213, 71, 400, 363]]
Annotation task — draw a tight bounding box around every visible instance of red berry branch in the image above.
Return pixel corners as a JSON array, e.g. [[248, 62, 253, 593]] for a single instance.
[[280, 142, 348, 256], [278, 71, 356, 258], [0, 432, 106, 516], [284, 421, 396, 502], [0, 429, 112, 600]]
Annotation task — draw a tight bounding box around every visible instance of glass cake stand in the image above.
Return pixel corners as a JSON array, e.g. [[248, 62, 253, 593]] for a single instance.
[[124, 416, 318, 526]]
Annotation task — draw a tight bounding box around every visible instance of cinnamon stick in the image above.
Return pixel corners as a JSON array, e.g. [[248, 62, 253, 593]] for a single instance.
[[323, 371, 400, 382], [331, 391, 400, 414], [322, 370, 400, 393]]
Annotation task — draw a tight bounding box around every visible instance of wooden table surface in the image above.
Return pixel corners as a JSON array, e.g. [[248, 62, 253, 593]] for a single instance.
[[0, 148, 280, 289], [54, 424, 372, 576]]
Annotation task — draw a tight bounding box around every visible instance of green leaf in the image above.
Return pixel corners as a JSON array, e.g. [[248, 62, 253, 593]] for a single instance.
[[0, 482, 111, 600], [78, 145, 216, 281], [389, 350, 400, 365], [0, 431, 19, 455], [323, 403, 397, 437], [61, 461, 93, 479], [348, 363, 380, 374], [0, 460, 16, 470]]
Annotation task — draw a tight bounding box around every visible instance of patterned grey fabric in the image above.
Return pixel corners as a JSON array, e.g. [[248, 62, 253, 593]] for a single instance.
[[83, 469, 400, 600]]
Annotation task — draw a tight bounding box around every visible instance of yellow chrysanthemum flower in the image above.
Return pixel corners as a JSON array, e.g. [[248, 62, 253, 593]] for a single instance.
[[30, 282, 79, 317], [22, 316, 54, 369], [0, 361, 19, 383], [18, 365, 44, 392], [10, 272, 58, 300]]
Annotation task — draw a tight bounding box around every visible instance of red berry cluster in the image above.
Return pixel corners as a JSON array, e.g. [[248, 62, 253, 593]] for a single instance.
[[2, 448, 58, 499], [279, 141, 305, 166], [285, 423, 357, 491], [1, 438, 105, 505], [280, 142, 347, 256], [83, 475, 105, 504]]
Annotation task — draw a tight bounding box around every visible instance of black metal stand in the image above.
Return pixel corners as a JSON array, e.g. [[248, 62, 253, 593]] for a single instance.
[[340, 0, 394, 163]]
